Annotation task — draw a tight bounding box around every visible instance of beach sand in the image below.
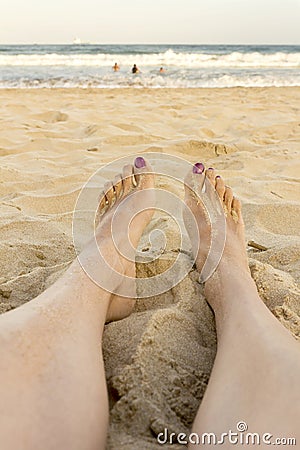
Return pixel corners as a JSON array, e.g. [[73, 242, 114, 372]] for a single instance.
[[0, 87, 299, 448]]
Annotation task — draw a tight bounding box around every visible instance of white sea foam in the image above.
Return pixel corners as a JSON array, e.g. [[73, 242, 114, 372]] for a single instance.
[[1, 72, 299, 89], [1, 46, 299, 88], [0, 50, 299, 68]]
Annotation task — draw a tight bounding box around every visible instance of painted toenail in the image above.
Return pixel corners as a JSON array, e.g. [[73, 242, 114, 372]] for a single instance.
[[216, 175, 221, 179], [208, 167, 214, 170], [134, 157, 146, 168], [193, 162, 205, 174]]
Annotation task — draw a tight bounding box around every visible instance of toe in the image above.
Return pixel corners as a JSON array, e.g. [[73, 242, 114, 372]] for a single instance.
[[122, 164, 134, 195], [113, 174, 123, 200], [184, 162, 205, 197], [232, 197, 243, 223], [99, 191, 108, 211], [215, 176, 226, 200], [104, 181, 115, 206], [133, 156, 154, 189], [224, 186, 234, 210], [205, 167, 216, 185]]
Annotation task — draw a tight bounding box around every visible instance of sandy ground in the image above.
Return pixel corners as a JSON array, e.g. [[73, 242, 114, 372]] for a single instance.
[[0, 87, 299, 448]]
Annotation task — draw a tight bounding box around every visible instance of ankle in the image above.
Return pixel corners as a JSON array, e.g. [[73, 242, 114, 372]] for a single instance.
[[206, 256, 250, 285], [203, 263, 257, 316]]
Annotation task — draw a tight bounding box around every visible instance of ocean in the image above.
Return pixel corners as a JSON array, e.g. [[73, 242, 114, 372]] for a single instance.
[[0, 44, 299, 89]]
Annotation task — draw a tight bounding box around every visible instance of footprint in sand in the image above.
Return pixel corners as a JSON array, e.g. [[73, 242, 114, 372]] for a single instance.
[[113, 123, 143, 133], [33, 111, 69, 124], [104, 135, 159, 146], [173, 139, 235, 158], [83, 124, 99, 136]]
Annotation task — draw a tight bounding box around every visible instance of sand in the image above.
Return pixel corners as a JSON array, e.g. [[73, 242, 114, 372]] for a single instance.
[[0, 87, 299, 448]]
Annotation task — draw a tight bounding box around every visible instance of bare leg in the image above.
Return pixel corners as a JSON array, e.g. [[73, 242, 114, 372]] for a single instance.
[[185, 165, 300, 448], [0, 157, 154, 450]]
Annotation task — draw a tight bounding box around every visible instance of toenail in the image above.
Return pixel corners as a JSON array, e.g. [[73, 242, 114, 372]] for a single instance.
[[134, 156, 146, 168], [193, 162, 205, 174], [216, 175, 221, 179], [208, 167, 214, 170]]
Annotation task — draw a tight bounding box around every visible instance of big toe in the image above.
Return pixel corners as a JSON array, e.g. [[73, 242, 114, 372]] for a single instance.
[[133, 156, 155, 190], [184, 162, 206, 206]]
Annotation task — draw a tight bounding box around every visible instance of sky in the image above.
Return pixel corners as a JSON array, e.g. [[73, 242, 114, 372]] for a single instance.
[[0, 0, 299, 44]]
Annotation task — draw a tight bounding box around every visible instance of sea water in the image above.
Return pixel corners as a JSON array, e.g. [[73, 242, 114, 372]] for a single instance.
[[0, 44, 299, 88]]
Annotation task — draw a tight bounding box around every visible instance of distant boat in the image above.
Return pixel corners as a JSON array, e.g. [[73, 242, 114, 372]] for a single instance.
[[72, 37, 91, 45]]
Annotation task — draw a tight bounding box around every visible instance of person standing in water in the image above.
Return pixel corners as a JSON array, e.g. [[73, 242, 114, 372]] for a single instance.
[[132, 64, 139, 74], [113, 62, 120, 72]]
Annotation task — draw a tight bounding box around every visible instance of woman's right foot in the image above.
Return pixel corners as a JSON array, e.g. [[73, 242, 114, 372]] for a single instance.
[[78, 156, 155, 322], [184, 163, 255, 321]]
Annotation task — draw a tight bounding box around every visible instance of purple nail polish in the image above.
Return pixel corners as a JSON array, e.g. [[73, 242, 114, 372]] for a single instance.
[[134, 156, 146, 168], [216, 175, 221, 179], [208, 167, 214, 170], [193, 162, 205, 174]]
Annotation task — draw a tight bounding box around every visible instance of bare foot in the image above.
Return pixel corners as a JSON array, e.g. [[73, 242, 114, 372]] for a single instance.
[[184, 163, 254, 318], [185, 165, 300, 448], [79, 157, 155, 322]]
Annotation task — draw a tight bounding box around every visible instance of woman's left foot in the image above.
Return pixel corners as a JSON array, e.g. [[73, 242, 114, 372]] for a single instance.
[[184, 163, 251, 316]]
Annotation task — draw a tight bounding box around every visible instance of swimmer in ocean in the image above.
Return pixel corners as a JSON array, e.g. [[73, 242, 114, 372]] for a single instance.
[[132, 64, 139, 74]]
